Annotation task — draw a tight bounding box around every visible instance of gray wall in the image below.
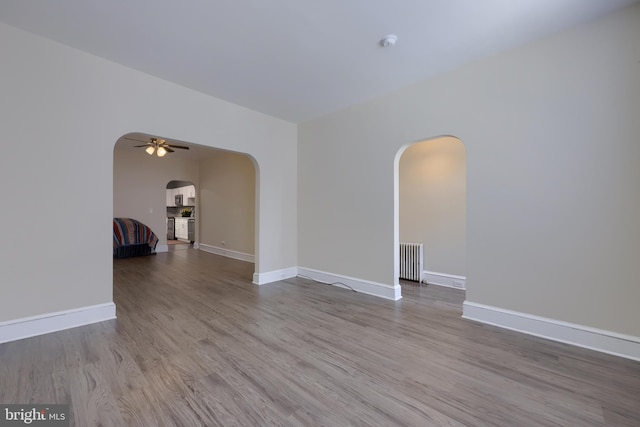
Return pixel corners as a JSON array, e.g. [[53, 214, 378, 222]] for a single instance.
[[199, 151, 256, 255], [299, 4, 640, 336], [0, 22, 297, 323]]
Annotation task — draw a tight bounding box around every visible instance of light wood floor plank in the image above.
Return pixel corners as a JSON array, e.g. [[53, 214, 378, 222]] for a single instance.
[[0, 248, 638, 426]]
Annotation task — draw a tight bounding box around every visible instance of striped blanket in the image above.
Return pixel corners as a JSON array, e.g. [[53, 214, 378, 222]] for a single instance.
[[113, 218, 159, 251]]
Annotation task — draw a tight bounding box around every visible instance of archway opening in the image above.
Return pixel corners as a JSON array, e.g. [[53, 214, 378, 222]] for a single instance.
[[394, 136, 467, 295], [113, 132, 259, 280], [166, 180, 196, 248]]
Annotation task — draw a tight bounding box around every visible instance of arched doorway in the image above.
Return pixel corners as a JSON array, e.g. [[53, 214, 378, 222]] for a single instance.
[[113, 132, 259, 280], [394, 136, 467, 293], [166, 180, 196, 248]]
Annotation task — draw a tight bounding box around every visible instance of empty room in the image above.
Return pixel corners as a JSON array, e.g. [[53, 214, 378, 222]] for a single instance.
[[1, 1, 639, 426]]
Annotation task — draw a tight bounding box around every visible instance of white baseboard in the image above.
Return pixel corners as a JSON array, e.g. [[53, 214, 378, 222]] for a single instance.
[[463, 301, 640, 362], [253, 267, 298, 285], [199, 243, 255, 263], [155, 244, 168, 253], [253, 267, 402, 301], [423, 271, 466, 290], [298, 267, 401, 301], [0, 303, 117, 344]]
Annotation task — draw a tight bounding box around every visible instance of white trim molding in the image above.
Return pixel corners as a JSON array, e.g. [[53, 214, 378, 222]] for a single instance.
[[463, 301, 640, 362], [252, 267, 402, 300], [155, 244, 169, 253], [298, 267, 401, 301], [423, 271, 466, 290], [199, 243, 255, 263], [0, 303, 117, 344], [253, 267, 298, 285]]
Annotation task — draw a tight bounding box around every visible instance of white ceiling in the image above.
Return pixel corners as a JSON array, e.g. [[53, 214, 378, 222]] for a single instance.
[[0, 0, 637, 123]]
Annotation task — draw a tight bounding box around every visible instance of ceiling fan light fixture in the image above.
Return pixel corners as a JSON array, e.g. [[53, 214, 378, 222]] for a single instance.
[[125, 136, 190, 156]]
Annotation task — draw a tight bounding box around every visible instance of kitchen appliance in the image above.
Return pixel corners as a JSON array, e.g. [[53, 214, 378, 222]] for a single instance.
[[188, 218, 195, 243], [167, 217, 175, 240]]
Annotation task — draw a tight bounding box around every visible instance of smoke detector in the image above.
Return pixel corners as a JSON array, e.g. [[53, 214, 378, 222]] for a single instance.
[[379, 34, 397, 48]]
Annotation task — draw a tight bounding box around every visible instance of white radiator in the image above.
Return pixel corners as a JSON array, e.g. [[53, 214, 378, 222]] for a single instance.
[[399, 242, 424, 282]]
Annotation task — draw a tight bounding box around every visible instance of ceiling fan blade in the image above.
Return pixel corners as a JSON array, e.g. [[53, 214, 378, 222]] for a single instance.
[[125, 136, 189, 152], [122, 137, 148, 143]]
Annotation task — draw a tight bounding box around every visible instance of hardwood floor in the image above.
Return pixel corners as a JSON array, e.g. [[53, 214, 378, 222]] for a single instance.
[[1, 248, 639, 426]]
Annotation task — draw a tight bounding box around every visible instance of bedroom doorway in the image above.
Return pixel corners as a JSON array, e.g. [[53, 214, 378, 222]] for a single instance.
[[395, 136, 467, 292]]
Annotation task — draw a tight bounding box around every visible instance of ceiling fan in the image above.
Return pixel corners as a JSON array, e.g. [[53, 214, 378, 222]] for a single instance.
[[124, 137, 189, 157]]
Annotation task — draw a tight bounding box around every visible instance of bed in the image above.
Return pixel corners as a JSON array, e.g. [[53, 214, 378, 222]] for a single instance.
[[113, 218, 159, 259]]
